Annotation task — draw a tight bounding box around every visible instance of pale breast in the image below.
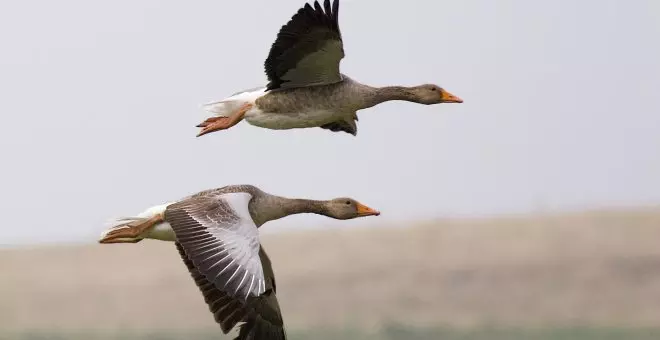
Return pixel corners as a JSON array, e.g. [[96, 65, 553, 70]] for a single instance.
[[244, 109, 344, 130]]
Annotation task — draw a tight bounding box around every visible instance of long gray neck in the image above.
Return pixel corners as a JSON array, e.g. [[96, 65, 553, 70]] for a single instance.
[[250, 195, 330, 227], [360, 86, 418, 109]]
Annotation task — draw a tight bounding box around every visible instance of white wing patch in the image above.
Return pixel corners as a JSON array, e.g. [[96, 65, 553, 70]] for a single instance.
[[170, 192, 265, 302], [220, 193, 253, 222]]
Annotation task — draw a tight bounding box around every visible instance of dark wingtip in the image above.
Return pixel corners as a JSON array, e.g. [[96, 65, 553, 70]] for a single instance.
[[303, 2, 314, 14], [323, 0, 332, 15], [333, 0, 339, 21]]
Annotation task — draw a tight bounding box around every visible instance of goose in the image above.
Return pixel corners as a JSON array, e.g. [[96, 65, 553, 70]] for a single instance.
[[197, 0, 462, 137], [98, 184, 380, 340]]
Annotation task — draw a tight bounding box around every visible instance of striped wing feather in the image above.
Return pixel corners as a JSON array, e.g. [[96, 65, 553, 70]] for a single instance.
[[176, 242, 286, 339], [165, 194, 265, 302]]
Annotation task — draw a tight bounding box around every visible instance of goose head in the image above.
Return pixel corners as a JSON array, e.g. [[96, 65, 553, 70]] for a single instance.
[[410, 84, 463, 105], [324, 198, 381, 219]]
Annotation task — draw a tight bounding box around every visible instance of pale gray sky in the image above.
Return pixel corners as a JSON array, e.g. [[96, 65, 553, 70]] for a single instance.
[[0, 0, 658, 245]]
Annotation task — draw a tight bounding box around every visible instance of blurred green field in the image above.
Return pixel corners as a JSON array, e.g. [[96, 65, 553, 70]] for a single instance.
[[3, 327, 660, 340]]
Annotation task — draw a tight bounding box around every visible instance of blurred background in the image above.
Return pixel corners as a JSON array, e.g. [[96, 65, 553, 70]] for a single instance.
[[1, 0, 659, 339]]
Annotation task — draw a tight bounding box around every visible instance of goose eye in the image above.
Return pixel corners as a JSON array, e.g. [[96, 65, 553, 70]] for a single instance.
[[345, 200, 351, 205]]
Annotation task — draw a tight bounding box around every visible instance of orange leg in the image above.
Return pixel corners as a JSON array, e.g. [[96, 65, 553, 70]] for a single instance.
[[196, 103, 253, 137], [99, 238, 143, 244], [98, 214, 164, 244]]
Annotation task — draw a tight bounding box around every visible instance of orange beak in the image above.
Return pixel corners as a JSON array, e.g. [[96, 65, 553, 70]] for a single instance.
[[356, 202, 380, 217], [440, 89, 463, 103]]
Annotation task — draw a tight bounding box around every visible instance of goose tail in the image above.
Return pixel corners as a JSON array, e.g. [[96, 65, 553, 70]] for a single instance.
[[202, 86, 267, 117]]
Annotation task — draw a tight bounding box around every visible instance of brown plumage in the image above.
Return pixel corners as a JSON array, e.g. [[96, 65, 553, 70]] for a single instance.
[[199, 0, 463, 137], [99, 184, 381, 340]]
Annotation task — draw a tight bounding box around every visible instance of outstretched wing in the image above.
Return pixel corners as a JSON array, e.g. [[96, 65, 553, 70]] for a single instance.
[[175, 242, 286, 339], [264, 0, 344, 90], [165, 192, 265, 302]]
